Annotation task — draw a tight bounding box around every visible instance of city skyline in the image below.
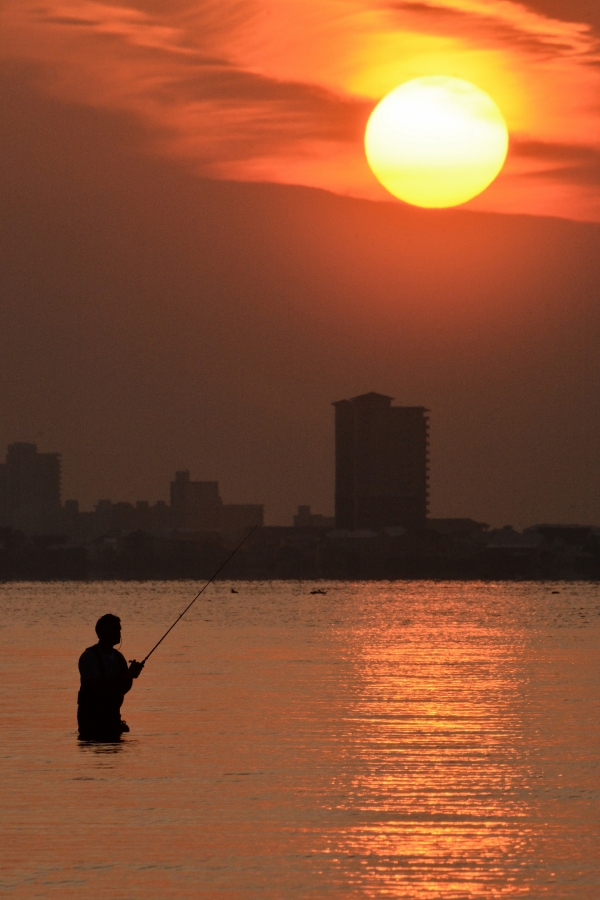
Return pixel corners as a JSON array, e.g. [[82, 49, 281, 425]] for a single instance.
[[0, 441, 265, 538], [2, 391, 430, 531], [2, 380, 599, 536], [4, 435, 600, 583], [1, 391, 432, 534]]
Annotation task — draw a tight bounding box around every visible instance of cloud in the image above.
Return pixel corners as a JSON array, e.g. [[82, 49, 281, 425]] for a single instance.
[[514, 139, 600, 161], [1, 0, 600, 219], [511, 138, 600, 185], [524, 0, 600, 32], [1, 2, 370, 164], [383, 0, 596, 57]]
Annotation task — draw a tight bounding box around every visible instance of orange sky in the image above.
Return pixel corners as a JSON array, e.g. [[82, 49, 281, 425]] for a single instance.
[[2, 0, 600, 221]]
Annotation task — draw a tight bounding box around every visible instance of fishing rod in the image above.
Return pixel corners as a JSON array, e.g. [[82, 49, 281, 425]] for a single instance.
[[140, 526, 258, 665]]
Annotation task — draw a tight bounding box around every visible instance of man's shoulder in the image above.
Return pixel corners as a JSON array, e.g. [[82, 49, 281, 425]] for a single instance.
[[79, 644, 101, 678]]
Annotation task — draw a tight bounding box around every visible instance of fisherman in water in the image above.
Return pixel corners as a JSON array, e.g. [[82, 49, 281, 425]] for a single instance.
[[78, 614, 144, 741]]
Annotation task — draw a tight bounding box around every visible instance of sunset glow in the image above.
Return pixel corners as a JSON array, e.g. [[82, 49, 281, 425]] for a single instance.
[[364, 77, 509, 208], [1, 1, 600, 219]]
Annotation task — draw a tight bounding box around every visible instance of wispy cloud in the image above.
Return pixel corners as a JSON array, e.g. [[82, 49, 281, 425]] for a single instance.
[[390, 0, 593, 50], [2, 0, 600, 219]]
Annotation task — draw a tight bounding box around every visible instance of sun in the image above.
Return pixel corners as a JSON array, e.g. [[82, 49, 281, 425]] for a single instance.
[[364, 76, 509, 209]]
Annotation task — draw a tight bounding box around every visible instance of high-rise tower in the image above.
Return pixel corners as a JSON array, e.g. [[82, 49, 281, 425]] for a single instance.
[[0, 443, 61, 531], [333, 393, 429, 530], [170, 470, 222, 531]]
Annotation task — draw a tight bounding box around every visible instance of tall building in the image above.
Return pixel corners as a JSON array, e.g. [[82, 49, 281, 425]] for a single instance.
[[170, 471, 264, 538], [333, 392, 429, 530], [1, 443, 61, 530], [170, 470, 222, 531]]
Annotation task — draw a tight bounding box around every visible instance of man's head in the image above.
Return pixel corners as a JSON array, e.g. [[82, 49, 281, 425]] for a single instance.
[[95, 613, 121, 647]]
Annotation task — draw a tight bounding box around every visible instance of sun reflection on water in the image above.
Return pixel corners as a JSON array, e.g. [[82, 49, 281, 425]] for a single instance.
[[323, 589, 533, 897]]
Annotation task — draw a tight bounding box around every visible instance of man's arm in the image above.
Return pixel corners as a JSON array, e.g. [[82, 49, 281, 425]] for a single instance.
[[116, 654, 144, 694], [129, 660, 144, 679]]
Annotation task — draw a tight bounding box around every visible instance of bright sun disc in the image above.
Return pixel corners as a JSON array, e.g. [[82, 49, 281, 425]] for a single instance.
[[365, 76, 509, 208]]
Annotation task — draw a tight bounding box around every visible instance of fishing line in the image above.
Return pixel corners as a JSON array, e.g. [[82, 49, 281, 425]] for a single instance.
[[140, 526, 258, 665]]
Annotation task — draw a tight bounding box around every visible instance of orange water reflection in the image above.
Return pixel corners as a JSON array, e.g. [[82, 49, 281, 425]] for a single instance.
[[321, 590, 532, 897], [1, 581, 599, 898]]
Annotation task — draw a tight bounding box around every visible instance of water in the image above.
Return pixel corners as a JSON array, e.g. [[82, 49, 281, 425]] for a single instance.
[[1, 580, 599, 898]]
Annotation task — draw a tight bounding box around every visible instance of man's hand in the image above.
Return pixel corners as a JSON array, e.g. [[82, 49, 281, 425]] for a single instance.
[[129, 660, 145, 679]]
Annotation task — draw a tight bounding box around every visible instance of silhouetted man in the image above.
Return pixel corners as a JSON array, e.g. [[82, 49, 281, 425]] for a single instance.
[[78, 614, 144, 741]]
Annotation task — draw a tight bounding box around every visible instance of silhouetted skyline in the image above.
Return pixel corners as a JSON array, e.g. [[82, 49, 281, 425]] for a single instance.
[[3, 430, 600, 581], [0, 442, 266, 540]]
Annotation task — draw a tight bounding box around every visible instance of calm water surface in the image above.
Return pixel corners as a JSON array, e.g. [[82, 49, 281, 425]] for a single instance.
[[1, 580, 599, 898]]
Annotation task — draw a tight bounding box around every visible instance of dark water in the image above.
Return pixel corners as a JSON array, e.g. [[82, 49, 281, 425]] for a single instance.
[[1, 580, 599, 898]]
